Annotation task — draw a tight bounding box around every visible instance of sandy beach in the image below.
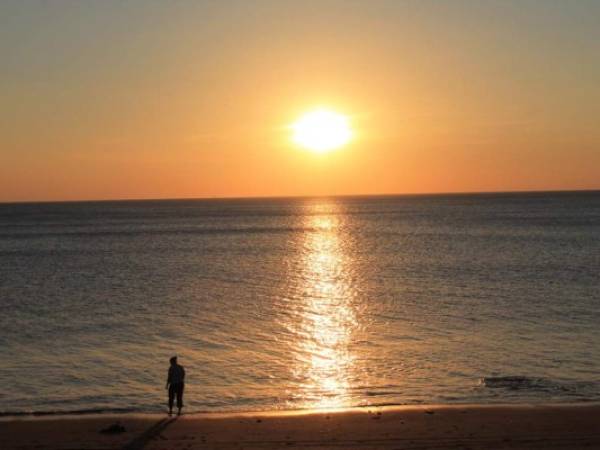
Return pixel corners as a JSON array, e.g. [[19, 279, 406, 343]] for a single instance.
[[2, 404, 599, 450]]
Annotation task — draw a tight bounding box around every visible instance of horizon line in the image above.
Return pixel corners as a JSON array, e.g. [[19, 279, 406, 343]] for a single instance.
[[1, 188, 599, 206]]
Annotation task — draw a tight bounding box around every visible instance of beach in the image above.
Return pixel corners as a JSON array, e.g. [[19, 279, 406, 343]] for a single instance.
[[2, 404, 599, 450]]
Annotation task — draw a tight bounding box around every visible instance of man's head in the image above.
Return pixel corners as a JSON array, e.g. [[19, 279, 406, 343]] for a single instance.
[[170, 356, 177, 366]]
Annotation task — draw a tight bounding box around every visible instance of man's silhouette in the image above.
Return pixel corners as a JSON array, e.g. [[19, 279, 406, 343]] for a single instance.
[[166, 356, 185, 415]]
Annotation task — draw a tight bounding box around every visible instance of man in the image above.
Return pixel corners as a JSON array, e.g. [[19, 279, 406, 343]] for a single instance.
[[166, 356, 185, 416]]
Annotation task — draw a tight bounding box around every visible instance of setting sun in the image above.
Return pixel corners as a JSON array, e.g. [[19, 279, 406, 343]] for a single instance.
[[292, 109, 352, 153]]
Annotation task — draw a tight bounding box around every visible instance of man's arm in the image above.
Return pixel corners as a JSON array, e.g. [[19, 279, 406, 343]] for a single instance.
[[165, 368, 172, 389]]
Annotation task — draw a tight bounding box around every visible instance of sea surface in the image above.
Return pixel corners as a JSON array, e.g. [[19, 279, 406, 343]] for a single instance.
[[1, 192, 599, 416]]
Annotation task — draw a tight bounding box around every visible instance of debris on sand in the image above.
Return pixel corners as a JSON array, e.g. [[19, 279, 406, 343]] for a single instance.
[[100, 422, 126, 434]]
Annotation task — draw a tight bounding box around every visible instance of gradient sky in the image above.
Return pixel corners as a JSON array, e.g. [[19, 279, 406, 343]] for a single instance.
[[1, 0, 599, 202]]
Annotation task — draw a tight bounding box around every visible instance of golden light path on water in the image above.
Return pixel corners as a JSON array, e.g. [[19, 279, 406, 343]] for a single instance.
[[288, 204, 359, 409]]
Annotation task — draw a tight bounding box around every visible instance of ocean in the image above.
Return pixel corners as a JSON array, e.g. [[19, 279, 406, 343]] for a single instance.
[[1, 192, 599, 416]]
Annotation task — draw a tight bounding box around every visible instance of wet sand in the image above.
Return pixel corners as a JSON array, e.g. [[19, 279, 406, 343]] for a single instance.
[[1, 404, 599, 450]]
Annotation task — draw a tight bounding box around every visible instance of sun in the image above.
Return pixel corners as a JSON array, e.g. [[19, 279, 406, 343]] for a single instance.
[[292, 109, 352, 153]]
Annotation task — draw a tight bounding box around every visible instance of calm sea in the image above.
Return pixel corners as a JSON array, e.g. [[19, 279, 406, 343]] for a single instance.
[[1, 192, 599, 416]]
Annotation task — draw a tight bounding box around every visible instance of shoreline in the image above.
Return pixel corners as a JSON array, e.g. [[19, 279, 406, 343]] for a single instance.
[[2, 400, 600, 421], [2, 403, 600, 449]]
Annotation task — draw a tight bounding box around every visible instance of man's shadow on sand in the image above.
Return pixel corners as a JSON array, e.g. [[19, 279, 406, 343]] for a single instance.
[[122, 416, 178, 450]]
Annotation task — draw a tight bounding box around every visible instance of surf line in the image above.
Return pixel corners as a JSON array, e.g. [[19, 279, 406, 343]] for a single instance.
[[122, 417, 177, 450]]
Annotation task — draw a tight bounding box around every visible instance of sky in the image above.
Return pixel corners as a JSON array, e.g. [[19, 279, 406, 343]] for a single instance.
[[1, 0, 599, 202]]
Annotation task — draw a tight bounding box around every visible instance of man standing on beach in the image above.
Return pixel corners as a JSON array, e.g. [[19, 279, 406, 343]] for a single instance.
[[166, 356, 185, 416]]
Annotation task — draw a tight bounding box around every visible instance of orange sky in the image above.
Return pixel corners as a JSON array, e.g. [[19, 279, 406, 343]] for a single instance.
[[1, 1, 599, 202]]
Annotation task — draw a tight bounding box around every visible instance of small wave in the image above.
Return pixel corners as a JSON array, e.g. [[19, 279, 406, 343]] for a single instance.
[[482, 376, 546, 390], [365, 391, 405, 397], [0, 226, 323, 240], [481, 376, 599, 396]]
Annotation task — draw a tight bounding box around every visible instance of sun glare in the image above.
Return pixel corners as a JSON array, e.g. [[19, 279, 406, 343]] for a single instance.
[[292, 109, 352, 153]]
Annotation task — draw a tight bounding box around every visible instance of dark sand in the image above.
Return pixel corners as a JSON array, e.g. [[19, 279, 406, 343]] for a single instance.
[[1, 404, 599, 450]]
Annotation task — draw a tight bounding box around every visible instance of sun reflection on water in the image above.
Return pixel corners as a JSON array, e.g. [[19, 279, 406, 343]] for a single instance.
[[288, 207, 359, 409]]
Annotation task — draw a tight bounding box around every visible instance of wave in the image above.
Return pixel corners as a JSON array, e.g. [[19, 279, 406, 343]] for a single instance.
[[0, 226, 325, 240], [483, 376, 547, 389], [481, 376, 599, 395]]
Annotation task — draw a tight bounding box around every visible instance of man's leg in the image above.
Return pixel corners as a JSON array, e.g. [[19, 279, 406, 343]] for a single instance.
[[168, 385, 175, 415], [176, 384, 184, 415]]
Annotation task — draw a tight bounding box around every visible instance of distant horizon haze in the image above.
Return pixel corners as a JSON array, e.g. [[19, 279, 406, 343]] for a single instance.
[[1, 187, 600, 205]]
